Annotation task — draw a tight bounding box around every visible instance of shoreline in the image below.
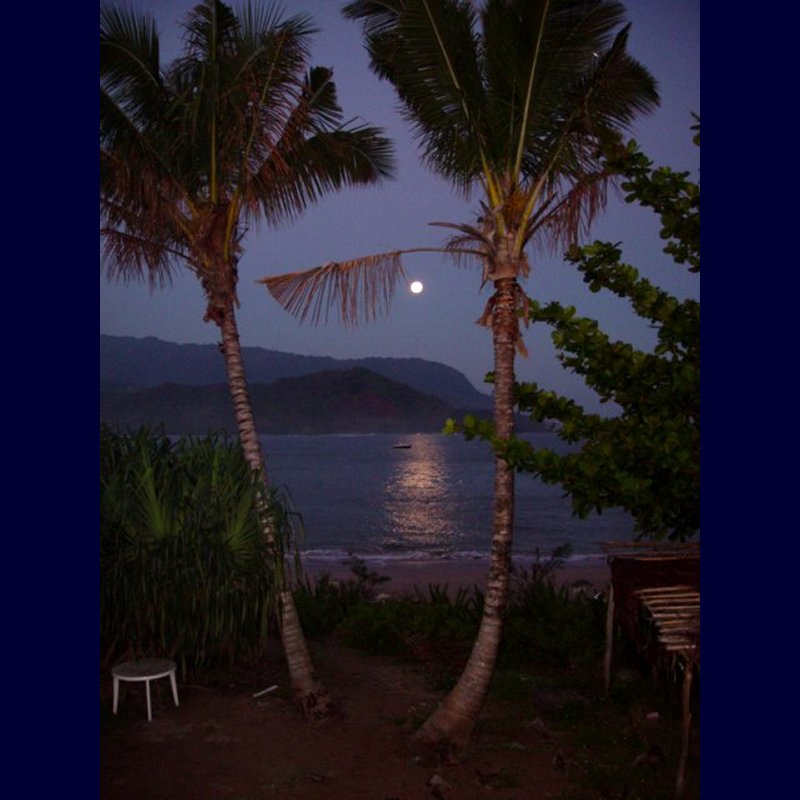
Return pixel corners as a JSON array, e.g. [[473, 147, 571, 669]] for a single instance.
[[300, 554, 610, 597]]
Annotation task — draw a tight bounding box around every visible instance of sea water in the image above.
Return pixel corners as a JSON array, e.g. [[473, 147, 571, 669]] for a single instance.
[[261, 432, 635, 567]]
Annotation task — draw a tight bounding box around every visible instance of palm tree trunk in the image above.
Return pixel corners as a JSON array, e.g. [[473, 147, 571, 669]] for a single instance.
[[417, 277, 518, 748], [217, 296, 334, 720]]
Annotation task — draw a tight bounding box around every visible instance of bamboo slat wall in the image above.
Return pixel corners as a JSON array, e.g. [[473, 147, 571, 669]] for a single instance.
[[601, 541, 700, 798], [603, 541, 699, 663]]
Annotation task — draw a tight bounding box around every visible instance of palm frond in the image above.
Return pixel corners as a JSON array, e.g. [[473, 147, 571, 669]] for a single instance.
[[441, 233, 487, 272], [179, 0, 242, 62], [523, 171, 611, 255], [100, 145, 194, 287], [239, 1, 317, 42], [523, 24, 657, 177], [508, 0, 552, 180], [345, 0, 486, 193], [100, 1, 162, 119], [297, 66, 343, 130], [506, 11, 658, 253], [250, 124, 394, 227], [342, 0, 403, 48], [429, 219, 489, 245], [100, 2, 177, 204], [174, 4, 310, 156], [427, 220, 489, 271], [260, 252, 408, 327], [101, 226, 186, 290]]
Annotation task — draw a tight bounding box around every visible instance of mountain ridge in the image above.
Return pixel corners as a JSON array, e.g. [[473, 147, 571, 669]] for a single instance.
[[100, 366, 521, 435], [100, 334, 492, 410]]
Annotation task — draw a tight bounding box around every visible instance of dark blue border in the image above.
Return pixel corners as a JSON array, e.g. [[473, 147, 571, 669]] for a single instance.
[[700, 8, 797, 797], [7, 1, 98, 795]]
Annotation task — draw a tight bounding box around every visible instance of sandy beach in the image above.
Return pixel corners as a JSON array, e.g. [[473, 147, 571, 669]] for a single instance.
[[302, 555, 611, 596]]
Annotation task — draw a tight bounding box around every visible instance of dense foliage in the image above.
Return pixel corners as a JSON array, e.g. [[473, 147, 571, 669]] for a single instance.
[[296, 548, 605, 672], [453, 126, 699, 540], [100, 426, 301, 676]]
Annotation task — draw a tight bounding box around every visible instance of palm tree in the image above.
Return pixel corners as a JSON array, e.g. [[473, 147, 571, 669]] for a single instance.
[[100, 0, 394, 719], [262, 0, 658, 745]]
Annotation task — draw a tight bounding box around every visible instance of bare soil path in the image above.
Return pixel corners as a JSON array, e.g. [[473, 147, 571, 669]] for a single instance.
[[101, 639, 570, 800]]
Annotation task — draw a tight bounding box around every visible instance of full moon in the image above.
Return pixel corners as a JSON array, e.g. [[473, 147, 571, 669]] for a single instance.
[[410, 280, 424, 294]]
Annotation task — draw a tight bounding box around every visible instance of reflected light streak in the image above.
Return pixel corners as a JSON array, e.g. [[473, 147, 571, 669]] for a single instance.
[[382, 437, 461, 552]]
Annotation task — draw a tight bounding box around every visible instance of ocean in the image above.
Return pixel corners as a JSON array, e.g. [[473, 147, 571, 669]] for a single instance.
[[261, 432, 635, 567]]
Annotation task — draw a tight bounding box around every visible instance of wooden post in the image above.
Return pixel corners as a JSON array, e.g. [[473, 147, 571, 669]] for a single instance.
[[675, 659, 694, 798], [603, 583, 615, 693]]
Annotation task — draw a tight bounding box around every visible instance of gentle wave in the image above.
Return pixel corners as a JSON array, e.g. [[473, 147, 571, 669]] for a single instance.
[[299, 548, 607, 566]]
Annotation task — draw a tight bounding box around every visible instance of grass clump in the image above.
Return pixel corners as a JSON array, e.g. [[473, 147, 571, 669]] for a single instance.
[[292, 555, 391, 637], [338, 582, 481, 658], [100, 425, 291, 678], [501, 546, 607, 670]]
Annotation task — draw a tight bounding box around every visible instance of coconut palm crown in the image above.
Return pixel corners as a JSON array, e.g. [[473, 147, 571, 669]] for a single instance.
[[266, 0, 657, 328], [262, 0, 658, 746], [100, 0, 395, 719], [101, 0, 394, 302]]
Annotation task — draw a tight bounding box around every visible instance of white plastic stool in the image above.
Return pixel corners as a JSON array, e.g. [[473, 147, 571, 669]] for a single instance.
[[112, 658, 179, 722]]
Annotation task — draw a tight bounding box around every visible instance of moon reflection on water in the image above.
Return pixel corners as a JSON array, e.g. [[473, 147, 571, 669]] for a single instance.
[[382, 436, 463, 552]]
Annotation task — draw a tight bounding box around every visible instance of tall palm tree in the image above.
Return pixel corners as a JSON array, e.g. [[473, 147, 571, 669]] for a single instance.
[[262, 0, 658, 745], [100, 0, 394, 719]]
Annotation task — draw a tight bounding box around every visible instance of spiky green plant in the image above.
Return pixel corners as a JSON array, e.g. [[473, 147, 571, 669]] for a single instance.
[[100, 426, 302, 677]]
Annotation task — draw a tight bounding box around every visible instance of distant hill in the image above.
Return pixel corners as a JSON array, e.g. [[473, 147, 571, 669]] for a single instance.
[[100, 367, 506, 435], [100, 335, 492, 410]]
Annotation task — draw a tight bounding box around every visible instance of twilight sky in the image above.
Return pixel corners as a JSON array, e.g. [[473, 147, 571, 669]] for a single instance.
[[100, 0, 700, 414]]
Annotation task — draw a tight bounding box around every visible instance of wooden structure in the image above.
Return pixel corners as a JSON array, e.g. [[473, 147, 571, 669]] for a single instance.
[[602, 541, 700, 798]]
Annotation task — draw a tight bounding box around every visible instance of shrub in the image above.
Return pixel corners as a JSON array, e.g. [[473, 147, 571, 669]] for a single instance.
[[293, 555, 399, 637], [100, 425, 287, 677], [337, 582, 481, 658], [299, 545, 606, 673], [502, 546, 606, 669]]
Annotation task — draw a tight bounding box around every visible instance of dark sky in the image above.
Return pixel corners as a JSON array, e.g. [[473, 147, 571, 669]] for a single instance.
[[100, 0, 700, 413]]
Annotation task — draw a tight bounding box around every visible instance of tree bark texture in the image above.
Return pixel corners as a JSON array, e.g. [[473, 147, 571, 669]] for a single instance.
[[417, 277, 519, 748], [217, 294, 334, 719]]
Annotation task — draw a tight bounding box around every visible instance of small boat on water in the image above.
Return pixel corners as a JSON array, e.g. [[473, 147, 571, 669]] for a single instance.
[[392, 443, 412, 449]]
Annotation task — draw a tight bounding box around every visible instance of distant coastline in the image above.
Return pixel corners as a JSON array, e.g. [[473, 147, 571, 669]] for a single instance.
[[100, 334, 493, 408], [99, 376, 551, 435], [100, 334, 552, 435]]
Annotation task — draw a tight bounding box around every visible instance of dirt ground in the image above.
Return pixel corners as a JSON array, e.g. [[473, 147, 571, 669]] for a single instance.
[[100, 639, 572, 800]]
